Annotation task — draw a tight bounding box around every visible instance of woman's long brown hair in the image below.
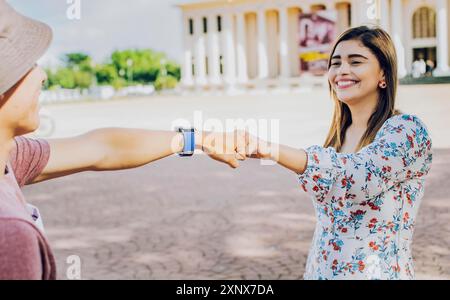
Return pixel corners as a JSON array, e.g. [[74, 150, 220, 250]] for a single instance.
[[323, 26, 401, 152]]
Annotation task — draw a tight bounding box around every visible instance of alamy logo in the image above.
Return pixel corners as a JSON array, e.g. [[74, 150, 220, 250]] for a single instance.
[[366, 0, 381, 20], [66, 0, 81, 20], [66, 255, 81, 279], [171, 110, 281, 166], [365, 255, 382, 280]]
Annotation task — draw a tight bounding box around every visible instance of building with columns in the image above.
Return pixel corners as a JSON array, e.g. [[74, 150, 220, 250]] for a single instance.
[[178, 0, 450, 90]]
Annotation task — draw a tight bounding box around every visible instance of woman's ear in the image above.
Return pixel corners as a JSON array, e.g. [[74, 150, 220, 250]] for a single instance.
[[379, 69, 386, 82]]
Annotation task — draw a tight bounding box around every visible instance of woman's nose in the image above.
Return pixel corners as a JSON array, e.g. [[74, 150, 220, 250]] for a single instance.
[[337, 62, 350, 74]]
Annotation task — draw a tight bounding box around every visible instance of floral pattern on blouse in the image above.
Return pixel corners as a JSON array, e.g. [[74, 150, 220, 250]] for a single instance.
[[298, 114, 433, 280]]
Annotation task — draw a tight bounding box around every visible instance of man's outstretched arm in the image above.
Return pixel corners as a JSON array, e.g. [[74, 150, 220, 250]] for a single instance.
[[30, 128, 242, 184]]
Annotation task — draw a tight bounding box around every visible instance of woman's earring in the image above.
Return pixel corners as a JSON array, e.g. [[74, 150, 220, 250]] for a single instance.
[[379, 81, 387, 89]]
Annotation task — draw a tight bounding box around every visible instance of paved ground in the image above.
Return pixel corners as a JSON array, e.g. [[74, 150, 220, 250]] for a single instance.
[[22, 84, 450, 279]]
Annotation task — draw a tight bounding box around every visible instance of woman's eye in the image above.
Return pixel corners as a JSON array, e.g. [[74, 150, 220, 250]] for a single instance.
[[331, 62, 341, 66], [351, 61, 362, 65]]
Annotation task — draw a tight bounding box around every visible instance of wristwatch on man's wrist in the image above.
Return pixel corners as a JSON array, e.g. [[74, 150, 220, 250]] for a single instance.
[[176, 128, 196, 157]]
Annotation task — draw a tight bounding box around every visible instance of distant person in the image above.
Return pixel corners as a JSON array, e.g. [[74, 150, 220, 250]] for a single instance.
[[412, 55, 426, 78], [425, 59, 435, 77]]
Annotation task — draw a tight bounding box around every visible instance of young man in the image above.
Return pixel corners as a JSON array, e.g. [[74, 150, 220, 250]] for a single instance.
[[0, 0, 245, 279]]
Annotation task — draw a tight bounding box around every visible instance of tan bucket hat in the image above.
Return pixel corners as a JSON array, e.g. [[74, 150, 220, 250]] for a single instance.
[[0, 0, 53, 95]]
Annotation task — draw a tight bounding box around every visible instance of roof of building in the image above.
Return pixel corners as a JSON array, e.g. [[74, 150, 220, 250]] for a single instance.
[[177, 0, 265, 10]]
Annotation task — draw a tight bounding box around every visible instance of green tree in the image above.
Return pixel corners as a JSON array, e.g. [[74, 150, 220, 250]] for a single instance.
[[57, 52, 95, 88], [95, 64, 118, 85], [64, 52, 93, 72], [74, 70, 93, 89], [111, 49, 168, 84], [154, 75, 178, 91], [164, 61, 181, 80], [52, 68, 76, 89], [44, 49, 180, 91]]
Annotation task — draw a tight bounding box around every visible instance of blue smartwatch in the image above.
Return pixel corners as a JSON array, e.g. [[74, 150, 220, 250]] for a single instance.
[[177, 128, 195, 157]]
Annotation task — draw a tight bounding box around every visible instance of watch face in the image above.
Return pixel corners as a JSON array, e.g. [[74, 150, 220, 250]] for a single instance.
[[177, 127, 195, 157]]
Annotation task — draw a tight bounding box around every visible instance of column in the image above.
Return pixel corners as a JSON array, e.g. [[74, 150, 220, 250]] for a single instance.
[[288, 8, 300, 77], [246, 13, 258, 79], [350, 0, 359, 27], [336, 3, 350, 37], [257, 9, 269, 79], [435, 0, 450, 75], [279, 6, 290, 78], [182, 16, 194, 86], [391, 0, 407, 78], [207, 14, 221, 85], [267, 11, 278, 78], [223, 12, 237, 86], [379, 0, 390, 31], [236, 12, 249, 83], [194, 16, 207, 86]]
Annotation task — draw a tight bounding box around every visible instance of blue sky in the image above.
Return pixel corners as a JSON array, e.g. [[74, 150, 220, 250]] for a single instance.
[[8, 0, 195, 66]]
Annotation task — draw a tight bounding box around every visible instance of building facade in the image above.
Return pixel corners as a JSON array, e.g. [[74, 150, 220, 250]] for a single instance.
[[178, 0, 450, 90]]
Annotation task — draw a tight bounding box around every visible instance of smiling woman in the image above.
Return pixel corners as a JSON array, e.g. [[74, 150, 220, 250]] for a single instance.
[[238, 26, 433, 280]]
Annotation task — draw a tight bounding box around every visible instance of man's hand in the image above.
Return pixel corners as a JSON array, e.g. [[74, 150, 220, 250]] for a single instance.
[[196, 130, 247, 169]]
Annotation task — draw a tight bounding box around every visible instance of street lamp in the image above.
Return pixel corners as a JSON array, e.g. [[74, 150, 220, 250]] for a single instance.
[[126, 58, 134, 82], [161, 58, 167, 77]]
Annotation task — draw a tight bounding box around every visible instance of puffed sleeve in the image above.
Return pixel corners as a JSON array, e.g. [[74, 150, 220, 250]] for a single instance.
[[298, 114, 433, 204]]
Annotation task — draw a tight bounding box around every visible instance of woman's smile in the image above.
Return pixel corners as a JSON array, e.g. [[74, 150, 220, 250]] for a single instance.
[[335, 79, 361, 89]]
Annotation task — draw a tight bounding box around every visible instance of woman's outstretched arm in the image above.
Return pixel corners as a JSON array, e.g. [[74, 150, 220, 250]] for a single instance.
[[244, 114, 433, 204], [251, 140, 309, 175]]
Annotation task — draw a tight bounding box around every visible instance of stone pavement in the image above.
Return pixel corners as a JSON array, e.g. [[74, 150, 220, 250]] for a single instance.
[[21, 84, 450, 279]]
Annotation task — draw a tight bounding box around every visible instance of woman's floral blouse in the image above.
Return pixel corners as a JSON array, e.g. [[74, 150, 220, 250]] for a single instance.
[[298, 114, 433, 280]]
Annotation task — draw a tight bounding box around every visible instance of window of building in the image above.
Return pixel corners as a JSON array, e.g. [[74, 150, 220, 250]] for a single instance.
[[219, 55, 224, 75], [189, 18, 194, 35], [412, 7, 436, 39], [203, 17, 208, 33], [413, 47, 436, 63], [217, 16, 222, 32], [347, 4, 352, 27]]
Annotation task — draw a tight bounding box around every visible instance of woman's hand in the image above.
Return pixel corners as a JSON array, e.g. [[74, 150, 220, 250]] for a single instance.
[[237, 130, 308, 174], [240, 131, 274, 160], [196, 129, 307, 174]]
